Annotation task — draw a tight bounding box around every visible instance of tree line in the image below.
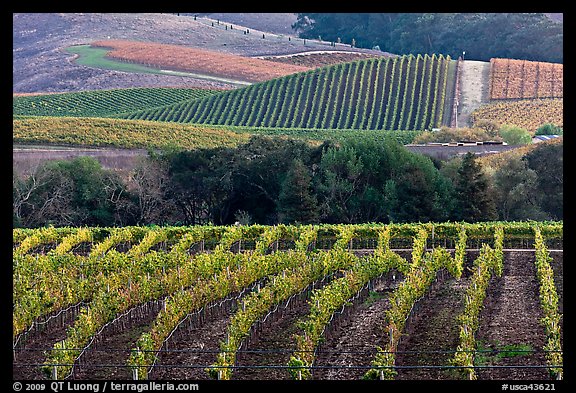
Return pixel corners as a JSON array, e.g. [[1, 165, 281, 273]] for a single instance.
[[292, 13, 563, 64], [13, 136, 562, 228]]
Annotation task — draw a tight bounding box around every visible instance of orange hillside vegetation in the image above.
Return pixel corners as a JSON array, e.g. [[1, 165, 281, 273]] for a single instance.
[[489, 58, 563, 100], [91, 39, 311, 83]]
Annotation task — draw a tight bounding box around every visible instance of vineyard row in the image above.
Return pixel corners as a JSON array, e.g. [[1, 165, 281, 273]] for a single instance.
[[13, 222, 562, 381], [122, 54, 454, 131], [489, 58, 563, 100]]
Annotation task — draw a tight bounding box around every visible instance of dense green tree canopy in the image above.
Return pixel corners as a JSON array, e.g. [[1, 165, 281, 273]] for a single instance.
[[293, 13, 563, 63], [13, 137, 563, 227]]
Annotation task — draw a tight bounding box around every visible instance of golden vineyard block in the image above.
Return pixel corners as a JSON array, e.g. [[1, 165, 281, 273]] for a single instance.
[[490, 58, 563, 100]]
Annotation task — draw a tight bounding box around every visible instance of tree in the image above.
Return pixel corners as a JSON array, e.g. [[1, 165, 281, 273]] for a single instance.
[[535, 123, 563, 136], [163, 147, 230, 225], [454, 153, 497, 222], [277, 159, 319, 224], [523, 141, 563, 219], [13, 165, 73, 228], [13, 157, 128, 227], [292, 13, 562, 63], [126, 156, 173, 225], [228, 136, 318, 224], [492, 156, 547, 220], [499, 124, 532, 145], [392, 164, 435, 222], [317, 145, 364, 223]]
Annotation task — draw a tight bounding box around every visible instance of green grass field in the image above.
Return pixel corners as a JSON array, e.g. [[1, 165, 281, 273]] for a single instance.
[[66, 45, 164, 74], [65, 45, 252, 86]]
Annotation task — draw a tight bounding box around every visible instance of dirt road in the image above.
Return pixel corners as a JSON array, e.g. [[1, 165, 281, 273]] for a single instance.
[[457, 60, 491, 127]]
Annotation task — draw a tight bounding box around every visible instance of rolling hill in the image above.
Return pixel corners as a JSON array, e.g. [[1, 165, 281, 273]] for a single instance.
[[12, 87, 219, 118], [122, 54, 456, 131], [13, 13, 384, 94]]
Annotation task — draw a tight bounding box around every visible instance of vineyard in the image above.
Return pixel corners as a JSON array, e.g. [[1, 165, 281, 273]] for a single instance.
[[12, 117, 251, 150], [13, 117, 422, 151], [13, 221, 562, 381], [470, 98, 563, 132], [259, 51, 390, 68], [122, 54, 456, 131], [489, 58, 563, 100], [12, 87, 219, 118], [90, 40, 311, 83]]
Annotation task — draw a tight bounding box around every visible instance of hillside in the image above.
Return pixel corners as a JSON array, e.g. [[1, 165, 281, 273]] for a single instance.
[[13, 13, 384, 94], [196, 13, 299, 36], [90, 39, 310, 83], [470, 98, 563, 132], [12, 87, 219, 118], [13, 117, 251, 150], [489, 58, 563, 100], [123, 54, 455, 131]]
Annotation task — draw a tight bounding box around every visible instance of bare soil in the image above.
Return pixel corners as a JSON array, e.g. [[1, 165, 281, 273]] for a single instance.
[[457, 60, 491, 127], [475, 251, 554, 380], [233, 291, 312, 380], [150, 302, 239, 380], [394, 270, 472, 380], [72, 306, 162, 380], [312, 272, 400, 380], [13, 305, 85, 380]]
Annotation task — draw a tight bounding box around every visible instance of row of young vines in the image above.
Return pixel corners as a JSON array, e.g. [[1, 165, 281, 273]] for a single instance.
[[13, 221, 562, 380], [123, 54, 453, 131]]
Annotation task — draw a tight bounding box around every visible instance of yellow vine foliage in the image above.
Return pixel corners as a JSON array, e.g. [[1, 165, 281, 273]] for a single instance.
[[470, 98, 563, 132]]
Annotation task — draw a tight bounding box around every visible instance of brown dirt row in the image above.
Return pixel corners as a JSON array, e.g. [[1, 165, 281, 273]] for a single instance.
[[233, 291, 313, 380], [72, 306, 162, 380], [475, 251, 554, 380], [13, 304, 86, 380], [394, 270, 472, 380], [150, 301, 240, 380], [312, 271, 400, 380]]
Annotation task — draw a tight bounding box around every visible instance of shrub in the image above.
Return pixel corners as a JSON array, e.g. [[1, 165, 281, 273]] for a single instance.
[[498, 124, 532, 145], [412, 126, 497, 144], [535, 123, 563, 136], [474, 119, 501, 137]]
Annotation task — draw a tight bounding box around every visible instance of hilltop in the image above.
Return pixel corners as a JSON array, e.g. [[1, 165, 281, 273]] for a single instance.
[[13, 13, 384, 94]]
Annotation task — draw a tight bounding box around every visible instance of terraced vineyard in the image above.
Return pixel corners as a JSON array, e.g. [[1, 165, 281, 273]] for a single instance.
[[12, 87, 219, 118], [13, 221, 563, 381], [122, 54, 455, 131]]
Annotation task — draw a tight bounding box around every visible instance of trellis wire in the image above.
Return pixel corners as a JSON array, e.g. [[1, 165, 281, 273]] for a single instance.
[[13, 301, 87, 352], [14, 362, 563, 370], [147, 277, 268, 379], [14, 347, 563, 354], [69, 298, 165, 380]]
